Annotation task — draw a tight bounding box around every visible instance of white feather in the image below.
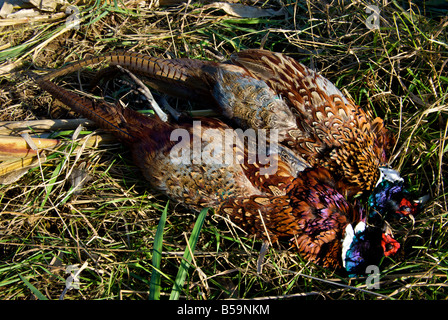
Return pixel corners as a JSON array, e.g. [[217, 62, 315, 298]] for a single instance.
[[376, 167, 403, 187], [341, 224, 354, 268], [341, 222, 367, 268], [354, 221, 366, 234]]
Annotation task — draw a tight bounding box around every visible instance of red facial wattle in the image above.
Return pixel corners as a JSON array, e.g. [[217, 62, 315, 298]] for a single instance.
[[381, 233, 400, 257], [397, 197, 418, 217]]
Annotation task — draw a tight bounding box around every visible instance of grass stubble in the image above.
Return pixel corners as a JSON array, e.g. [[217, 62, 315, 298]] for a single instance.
[[0, 0, 447, 300]]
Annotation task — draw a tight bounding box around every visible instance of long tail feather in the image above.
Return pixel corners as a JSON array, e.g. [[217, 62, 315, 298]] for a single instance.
[[40, 51, 214, 102], [34, 76, 137, 143]]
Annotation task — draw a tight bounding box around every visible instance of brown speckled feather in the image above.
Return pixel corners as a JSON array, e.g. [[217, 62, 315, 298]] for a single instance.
[[230, 49, 395, 196], [218, 167, 363, 269]]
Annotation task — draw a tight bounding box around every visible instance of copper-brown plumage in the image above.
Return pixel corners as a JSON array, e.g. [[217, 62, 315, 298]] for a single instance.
[[230, 50, 396, 196], [34, 77, 400, 274], [40, 49, 395, 198], [220, 166, 400, 272], [219, 167, 364, 269]]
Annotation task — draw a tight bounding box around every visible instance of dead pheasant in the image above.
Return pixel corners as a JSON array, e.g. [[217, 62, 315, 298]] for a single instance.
[[33, 76, 399, 276], [39, 49, 424, 222]]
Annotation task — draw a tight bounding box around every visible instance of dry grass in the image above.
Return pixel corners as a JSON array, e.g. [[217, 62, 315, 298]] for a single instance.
[[0, 0, 447, 300]]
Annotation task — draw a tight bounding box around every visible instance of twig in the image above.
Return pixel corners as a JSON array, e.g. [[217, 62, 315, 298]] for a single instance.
[[115, 65, 168, 122]]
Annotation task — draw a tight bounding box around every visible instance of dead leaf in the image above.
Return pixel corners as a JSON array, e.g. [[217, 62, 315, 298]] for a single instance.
[[0, 156, 44, 185]]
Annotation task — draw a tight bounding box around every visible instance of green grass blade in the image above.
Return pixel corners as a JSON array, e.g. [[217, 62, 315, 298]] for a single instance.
[[39, 159, 63, 211], [18, 274, 48, 300], [169, 207, 209, 300], [148, 202, 169, 300]]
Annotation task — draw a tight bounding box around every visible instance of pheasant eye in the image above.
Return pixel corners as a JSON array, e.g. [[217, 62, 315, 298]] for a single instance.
[[384, 243, 392, 253]]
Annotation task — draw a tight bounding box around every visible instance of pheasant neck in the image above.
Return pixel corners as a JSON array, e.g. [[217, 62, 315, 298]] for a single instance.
[[341, 221, 366, 269]]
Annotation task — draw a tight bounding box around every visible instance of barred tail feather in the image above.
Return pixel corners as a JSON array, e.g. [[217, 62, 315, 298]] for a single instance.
[[35, 77, 136, 143], [40, 51, 214, 103]]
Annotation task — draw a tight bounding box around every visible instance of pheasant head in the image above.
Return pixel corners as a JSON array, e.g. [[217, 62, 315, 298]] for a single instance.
[[341, 218, 401, 277], [368, 169, 428, 224], [287, 168, 401, 277]]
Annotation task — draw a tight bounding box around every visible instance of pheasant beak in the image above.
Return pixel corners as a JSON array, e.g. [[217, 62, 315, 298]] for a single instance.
[[396, 198, 420, 224], [402, 195, 428, 223]]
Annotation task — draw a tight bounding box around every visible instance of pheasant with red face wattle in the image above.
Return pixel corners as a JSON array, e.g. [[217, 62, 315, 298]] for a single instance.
[[38, 49, 424, 222], [33, 76, 399, 276]]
